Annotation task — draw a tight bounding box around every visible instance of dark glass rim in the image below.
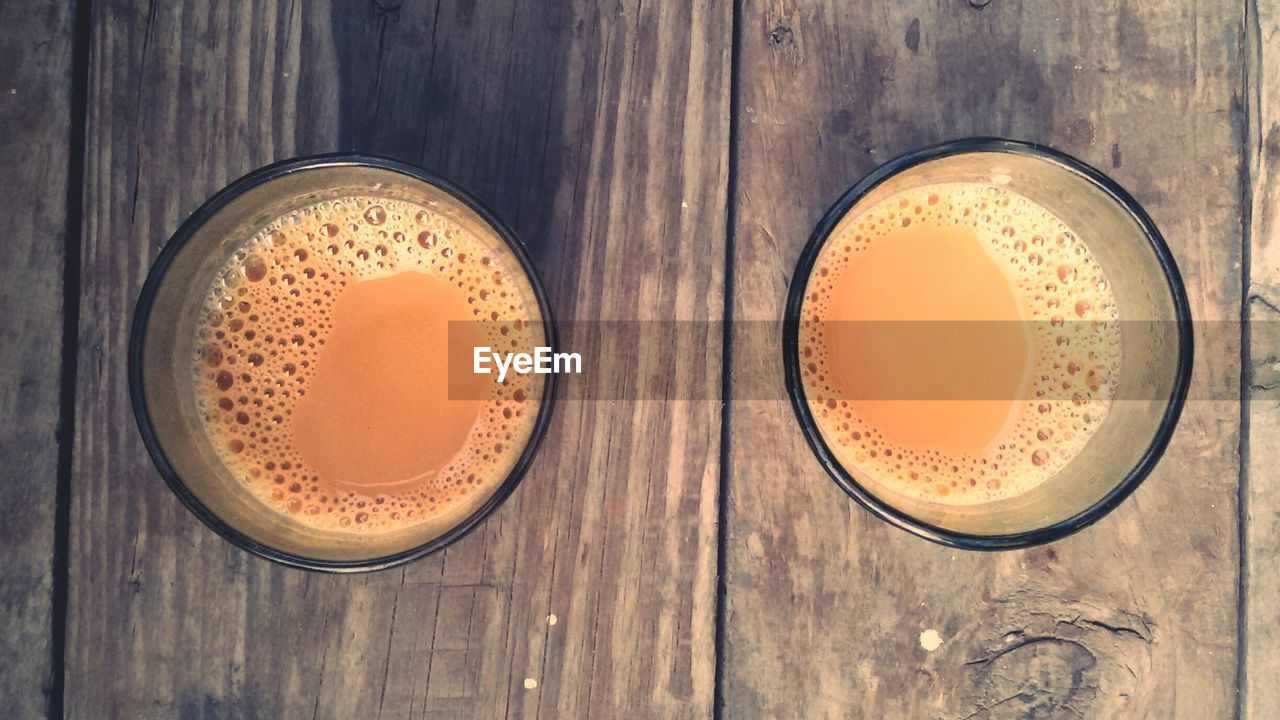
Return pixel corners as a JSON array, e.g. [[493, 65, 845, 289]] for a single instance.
[[129, 153, 559, 572], [783, 138, 1194, 550]]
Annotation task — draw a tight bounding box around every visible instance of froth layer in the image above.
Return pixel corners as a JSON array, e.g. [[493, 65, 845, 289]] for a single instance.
[[800, 182, 1121, 505], [192, 194, 544, 533]]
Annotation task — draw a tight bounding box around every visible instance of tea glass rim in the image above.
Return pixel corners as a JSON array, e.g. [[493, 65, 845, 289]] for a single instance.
[[782, 137, 1194, 550], [129, 153, 559, 572]]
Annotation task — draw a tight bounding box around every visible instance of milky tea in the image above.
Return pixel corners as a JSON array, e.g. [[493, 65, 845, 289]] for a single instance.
[[799, 183, 1121, 505], [192, 195, 544, 534]]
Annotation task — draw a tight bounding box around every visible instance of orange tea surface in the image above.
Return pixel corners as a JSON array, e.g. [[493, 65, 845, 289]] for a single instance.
[[193, 195, 544, 533], [291, 271, 490, 496], [821, 222, 1031, 455], [800, 183, 1121, 504]]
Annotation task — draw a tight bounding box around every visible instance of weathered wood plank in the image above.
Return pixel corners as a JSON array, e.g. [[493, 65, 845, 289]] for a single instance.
[[70, 1, 727, 718], [725, 2, 1243, 717], [1245, 0, 1280, 717], [0, 1, 75, 716]]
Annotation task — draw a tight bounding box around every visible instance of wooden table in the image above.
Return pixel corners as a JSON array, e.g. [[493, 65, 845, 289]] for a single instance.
[[2, 1, 1275, 717]]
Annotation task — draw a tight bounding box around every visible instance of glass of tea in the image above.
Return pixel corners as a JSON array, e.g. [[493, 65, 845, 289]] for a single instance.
[[132, 155, 556, 570], [786, 138, 1192, 549]]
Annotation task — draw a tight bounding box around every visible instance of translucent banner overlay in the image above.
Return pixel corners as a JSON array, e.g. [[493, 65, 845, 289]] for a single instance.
[[446, 321, 1247, 401]]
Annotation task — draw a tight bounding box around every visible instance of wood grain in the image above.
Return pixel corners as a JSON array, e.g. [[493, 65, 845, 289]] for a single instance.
[[1245, 0, 1280, 717], [70, 1, 727, 718], [0, 1, 74, 716], [724, 1, 1244, 717]]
